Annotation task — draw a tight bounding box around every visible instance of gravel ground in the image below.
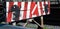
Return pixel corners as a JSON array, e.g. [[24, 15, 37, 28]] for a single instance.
[[0, 23, 60, 29], [18, 23, 60, 29], [44, 25, 60, 29]]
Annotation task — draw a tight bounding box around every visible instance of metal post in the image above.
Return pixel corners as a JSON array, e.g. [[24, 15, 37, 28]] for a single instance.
[[12, 22, 16, 26], [41, 16, 44, 29], [23, 19, 33, 27], [23, 21, 28, 27]]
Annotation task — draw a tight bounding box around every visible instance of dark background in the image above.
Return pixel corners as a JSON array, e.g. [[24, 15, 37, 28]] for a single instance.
[[44, 4, 60, 26]]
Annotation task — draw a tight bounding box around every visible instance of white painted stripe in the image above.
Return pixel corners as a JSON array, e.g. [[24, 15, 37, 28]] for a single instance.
[[47, 11, 50, 14], [32, 4, 37, 14], [32, 15, 37, 17], [42, 2, 44, 9], [14, 2, 18, 5], [19, 2, 25, 20], [37, 2, 41, 16], [26, 2, 31, 18], [6, 2, 9, 18], [42, 2, 46, 15], [46, 1, 48, 4]]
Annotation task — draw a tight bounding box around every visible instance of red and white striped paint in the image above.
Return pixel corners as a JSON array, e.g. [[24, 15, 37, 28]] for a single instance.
[[6, 1, 50, 23]]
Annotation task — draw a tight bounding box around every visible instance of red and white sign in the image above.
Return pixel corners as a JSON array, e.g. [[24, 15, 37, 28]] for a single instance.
[[6, 1, 50, 23]]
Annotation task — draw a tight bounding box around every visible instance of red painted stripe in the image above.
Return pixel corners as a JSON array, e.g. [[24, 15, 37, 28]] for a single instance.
[[40, 2, 43, 15], [23, 2, 28, 20], [33, 2, 39, 17], [7, 2, 14, 23], [18, 2, 21, 8], [44, 1, 46, 6], [30, 2, 36, 18]]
